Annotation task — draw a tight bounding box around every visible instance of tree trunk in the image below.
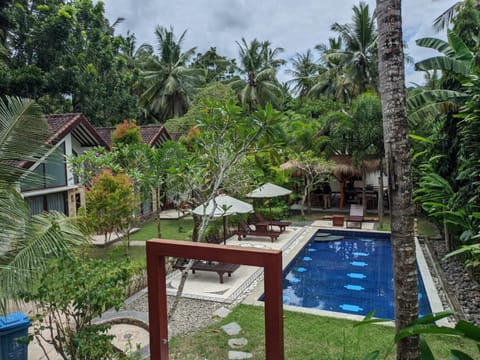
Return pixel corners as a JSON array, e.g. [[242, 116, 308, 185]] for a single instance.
[[155, 188, 162, 238], [192, 213, 200, 242], [378, 159, 385, 228], [300, 185, 307, 217], [376, 1, 420, 359]]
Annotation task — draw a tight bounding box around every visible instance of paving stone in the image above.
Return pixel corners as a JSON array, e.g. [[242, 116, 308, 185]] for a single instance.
[[212, 306, 231, 319], [222, 322, 242, 336], [228, 350, 253, 359], [228, 337, 248, 349]]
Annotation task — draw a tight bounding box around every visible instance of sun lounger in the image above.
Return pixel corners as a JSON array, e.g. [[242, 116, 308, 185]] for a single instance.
[[346, 204, 364, 229], [173, 258, 240, 284], [254, 213, 292, 232], [235, 221, 281, 242]]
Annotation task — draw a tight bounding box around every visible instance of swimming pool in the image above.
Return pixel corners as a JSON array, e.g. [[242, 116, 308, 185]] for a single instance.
[[279, 230, 432, 320]]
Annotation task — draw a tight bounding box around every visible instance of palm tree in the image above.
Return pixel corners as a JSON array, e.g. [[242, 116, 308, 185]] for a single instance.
[[286, 50, 319, 98], [0, 97, 87, 312], [230, 38, 285, 111], [310, 37, 353, 102], [329, 1, 378, 94], [376, 0, 419, 358], [139, 26, 205, 122]]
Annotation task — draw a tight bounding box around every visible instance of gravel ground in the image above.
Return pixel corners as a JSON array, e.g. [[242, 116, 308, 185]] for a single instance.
[[123, 294, 228, 337], [427, 237, 480, 326]]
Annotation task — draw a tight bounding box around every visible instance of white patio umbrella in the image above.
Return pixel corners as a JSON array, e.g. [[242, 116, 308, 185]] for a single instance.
[[246, 183, 292, 220], [192, 194, 253, 244]]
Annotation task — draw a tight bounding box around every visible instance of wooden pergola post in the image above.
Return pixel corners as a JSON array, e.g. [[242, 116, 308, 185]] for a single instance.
[[146, 239, 284, 359]]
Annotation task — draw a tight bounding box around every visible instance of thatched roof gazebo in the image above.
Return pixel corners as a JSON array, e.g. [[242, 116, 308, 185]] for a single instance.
[[330, 155, 380, 178], [329, 155, 381, 209], [280, 155, 382, 209]]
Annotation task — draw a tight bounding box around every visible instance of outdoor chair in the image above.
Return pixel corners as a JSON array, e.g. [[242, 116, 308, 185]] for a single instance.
[[235, 220, 281, 242], [346, 204, 364, 229], [254, 213, 291, 232]]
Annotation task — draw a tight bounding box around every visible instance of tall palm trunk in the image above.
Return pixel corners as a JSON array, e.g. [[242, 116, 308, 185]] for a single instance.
[[376, 1, 420, 359]]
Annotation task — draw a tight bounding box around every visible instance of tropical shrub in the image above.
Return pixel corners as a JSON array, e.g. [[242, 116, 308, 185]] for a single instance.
[[21, 256, 132, 360], [83, 170, 137, 243]]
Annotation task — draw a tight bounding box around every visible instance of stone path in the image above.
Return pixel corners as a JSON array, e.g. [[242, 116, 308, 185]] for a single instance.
[[222, 320, 253, 359]]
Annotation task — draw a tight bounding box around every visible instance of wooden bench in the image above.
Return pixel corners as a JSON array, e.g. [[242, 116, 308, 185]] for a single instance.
[[173, 259, 240, 284]]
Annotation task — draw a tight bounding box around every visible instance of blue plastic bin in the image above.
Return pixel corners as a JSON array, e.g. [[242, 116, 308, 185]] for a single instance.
[[0, 312, 31, 360]]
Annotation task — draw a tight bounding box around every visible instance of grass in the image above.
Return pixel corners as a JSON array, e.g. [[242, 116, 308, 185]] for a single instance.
[[129, 218, 194, 241], [169, 304, 478, 359], [82, 218, 195, 266]]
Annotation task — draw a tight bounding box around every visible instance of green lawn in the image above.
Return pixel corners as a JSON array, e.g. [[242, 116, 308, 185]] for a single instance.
[[129, 218, 194, 241], [169, 304, 478, 359]]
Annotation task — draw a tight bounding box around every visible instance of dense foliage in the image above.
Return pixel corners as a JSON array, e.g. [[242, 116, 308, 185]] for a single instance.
[[410, 0, 480, 262], [1, 0, 141, 126]]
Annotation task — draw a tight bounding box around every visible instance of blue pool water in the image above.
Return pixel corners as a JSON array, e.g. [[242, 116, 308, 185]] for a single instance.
[[279, 230, 432, 320]]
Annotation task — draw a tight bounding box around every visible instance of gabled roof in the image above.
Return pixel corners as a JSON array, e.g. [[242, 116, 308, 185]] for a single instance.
[[45, 113, 109, 148], [14, 113, 108, 169], [95, 124, 171, 148]]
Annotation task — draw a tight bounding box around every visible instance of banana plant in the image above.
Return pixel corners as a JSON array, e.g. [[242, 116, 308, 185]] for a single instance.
[[407, 29, 472, 126]]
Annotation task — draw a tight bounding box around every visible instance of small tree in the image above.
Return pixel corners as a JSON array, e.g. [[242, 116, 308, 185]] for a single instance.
[[178, 100, 278, 242], [22, 256, 131, 360], [289, 151, 335, 216], [137, 141, 186, 238], [84, 170, 137, 245], [168, 100, 277, 318]]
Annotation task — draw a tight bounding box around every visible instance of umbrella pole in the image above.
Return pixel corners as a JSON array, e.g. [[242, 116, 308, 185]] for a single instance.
[[223, 216, 227, 245]]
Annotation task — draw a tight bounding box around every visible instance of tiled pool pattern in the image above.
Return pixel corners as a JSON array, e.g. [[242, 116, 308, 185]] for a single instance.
[[280, 230, 432, 320]]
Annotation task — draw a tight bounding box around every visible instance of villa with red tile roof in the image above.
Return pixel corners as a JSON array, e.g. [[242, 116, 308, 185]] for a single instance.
[[20, 113, 172, 217]]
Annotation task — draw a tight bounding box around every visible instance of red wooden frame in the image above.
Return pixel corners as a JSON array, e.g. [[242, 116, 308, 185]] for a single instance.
[[146, 239, 284, 359]]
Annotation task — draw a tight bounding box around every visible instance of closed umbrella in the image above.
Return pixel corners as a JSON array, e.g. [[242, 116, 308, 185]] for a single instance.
[[192, 194, 253, 244], [246, 183, 292, 220]]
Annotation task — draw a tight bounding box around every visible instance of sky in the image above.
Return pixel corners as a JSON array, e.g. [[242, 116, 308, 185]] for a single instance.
[[100, 0, 456, 85]]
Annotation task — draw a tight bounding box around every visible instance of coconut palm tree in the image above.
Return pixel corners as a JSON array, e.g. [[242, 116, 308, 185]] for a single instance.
[[329, 1, 378, 94], [0, 97, 87, 312], [310, 37, 353, 102], [230, 38, 285, 111], [376, 0, 419, 358], [286, 50, 319, 99], [139, 26, 205, 122]]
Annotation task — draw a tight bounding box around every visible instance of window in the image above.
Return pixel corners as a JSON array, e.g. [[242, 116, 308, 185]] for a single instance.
[[21, 143, 67, 191], [25, 192, 68, 216]]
